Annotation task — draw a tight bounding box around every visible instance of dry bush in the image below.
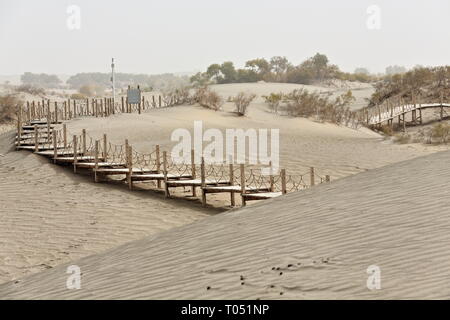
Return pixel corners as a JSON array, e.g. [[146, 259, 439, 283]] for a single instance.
[[378, 124, 395, 136], [262, 92, 282, 114], [282, 89, 358, 127], [0, 94, 22, 123], [70, 93, 86, 100], [15, 84, 45, 96], [161, 86, 192, 106], [194, 87, 223, 111], [231, 92, 256, 116], [79, 84, 104, 97], [430, 122, 450, 144], [394, 133, 411, 144]]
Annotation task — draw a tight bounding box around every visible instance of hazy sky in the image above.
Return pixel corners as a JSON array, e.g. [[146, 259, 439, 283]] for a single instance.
[[1, 0, 449, 76]]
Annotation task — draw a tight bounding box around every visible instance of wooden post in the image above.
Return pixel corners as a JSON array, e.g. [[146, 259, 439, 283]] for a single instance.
[[191, 149, 196, 196], [269, 161, 274, 192], [281, 169, 287, 194], [63, 124, 67, 149], [95, 99, 98, 117], [82, 129, 86, 155], [94, 140, 99, 182], [73, 99, 77, 118], [163, 151, 169, 197], [240, 164, 246, 206], [102, 134, 107, 160], [121, 96, 125, 113], [142, 96, 145, 110], [64, 101, 67, 120], [46, 108, 51, 138], [86, 98, 90, 116], [34, 125, 38, 152], [229, 158, 235, 207], [27, 101, 34, 124], [156, 145, 161, 188], [26, 101, 30, 122], [152, 95, 155, 107], [127, 145, 133, 190], [159, 95, 162, 108], [105, 97, 109, 116], [310, 167, 315, 186], [201, 157, 206, 206], [16, 105, 22, 150], [54, 101, 58, 123], [68, 99, 72, 119], [440, 90, 444, 120], [73, 135, 78, 173], [377, 104, 381, 123], [53, 130, 57, 162]]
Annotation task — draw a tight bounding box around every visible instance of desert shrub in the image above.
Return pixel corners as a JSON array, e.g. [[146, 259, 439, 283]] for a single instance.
[[262, 92, 283, 114], [79, 84, 104, 97], [0, 94, 22, 123], [394, 133, 411, 144], [379, 124, 395, 136], [193, 87, 223, 111], [70, 93, 86, 100], [162, 86, 192, 106], [369, 66, 450, 106], [282, 89, 359, 127], [15, 84, 45, 96], [430, 122, 450, 144], [230, 92, 256, 116]]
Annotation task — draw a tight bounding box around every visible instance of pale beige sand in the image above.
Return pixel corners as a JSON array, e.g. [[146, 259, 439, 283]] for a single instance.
[[0, 82, 447, 290], [1, 149, 449, 299], [0, 130, 209, 285], [65, 82, 443, 184]]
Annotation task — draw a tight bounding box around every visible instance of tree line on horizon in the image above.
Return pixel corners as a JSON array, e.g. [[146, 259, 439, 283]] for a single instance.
[[190, 53, 381, 86], [11, 55, 448, 93]]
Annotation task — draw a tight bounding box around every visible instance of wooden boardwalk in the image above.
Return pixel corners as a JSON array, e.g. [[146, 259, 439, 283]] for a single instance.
[[15, 98, 331, 208], [362, 91, 449, 129]]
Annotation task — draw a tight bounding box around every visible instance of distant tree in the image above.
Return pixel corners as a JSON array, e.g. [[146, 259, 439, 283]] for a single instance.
[[206, 64, 222, 83], [236, 69, 259, 83], [219, 62, 237, 83], [20, 72, 61, 88], [245, 58, 271, 79], [190, 72, 211, 87], [270, 56, 291, 81], [385, 65, 407, 75], [354, 68, 370, 75]]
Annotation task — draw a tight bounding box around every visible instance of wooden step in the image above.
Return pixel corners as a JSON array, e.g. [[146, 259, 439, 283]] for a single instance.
[[131, 173, 192, 181], [94, 168, 158, 175], [242, 192, 282, 200], [75, 162, 126, 169], [166, 179, 229, 187], [29, 120, 62, 125], [54, 156, 97, 163], [22, 125, 56, 130], [37, 150, 84, 157], [16, 144, 65, 151]]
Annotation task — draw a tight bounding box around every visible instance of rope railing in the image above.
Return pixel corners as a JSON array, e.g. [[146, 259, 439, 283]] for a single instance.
[[16, 97, 332, 207]]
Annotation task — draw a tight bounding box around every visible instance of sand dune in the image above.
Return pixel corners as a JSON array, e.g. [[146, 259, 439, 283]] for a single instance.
[[1, 149, 449, 299], [0, 130, 209, 285], [0, 82, 447, 295]]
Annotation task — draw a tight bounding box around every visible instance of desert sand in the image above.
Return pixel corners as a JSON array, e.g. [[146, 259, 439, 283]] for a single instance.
[[1, 149, 449, 299], [0, 82, 448, 297]]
